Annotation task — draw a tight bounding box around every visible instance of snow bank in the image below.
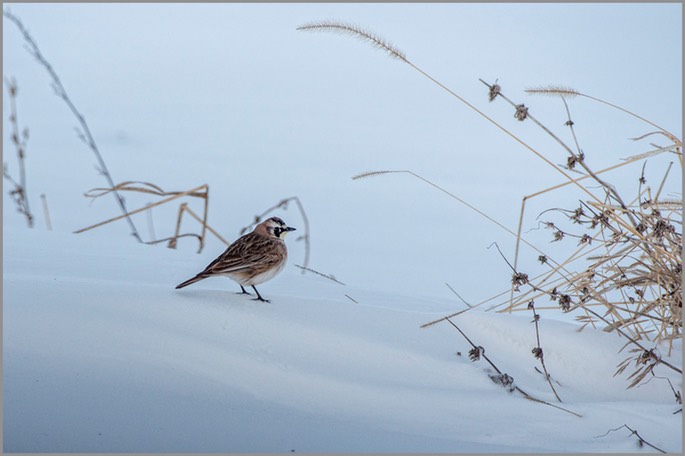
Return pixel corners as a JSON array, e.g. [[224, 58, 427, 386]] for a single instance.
[[4, 226, 681, 452]]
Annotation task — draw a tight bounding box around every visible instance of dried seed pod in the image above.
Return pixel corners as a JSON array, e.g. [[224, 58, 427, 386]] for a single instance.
[[468, 346, 485, 362], [559, 294, 572, 311], [512, 272, 529, 287], [488, 83, 501, 102], [514, 104, 529, 121]]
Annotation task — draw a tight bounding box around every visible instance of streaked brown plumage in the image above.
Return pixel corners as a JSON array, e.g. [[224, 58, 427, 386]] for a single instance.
[[175, 216, 295, 302]]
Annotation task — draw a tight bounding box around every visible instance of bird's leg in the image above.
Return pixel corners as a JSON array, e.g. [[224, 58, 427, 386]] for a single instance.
[[237, 285, 252, 295], [251, 286, 270, 303]]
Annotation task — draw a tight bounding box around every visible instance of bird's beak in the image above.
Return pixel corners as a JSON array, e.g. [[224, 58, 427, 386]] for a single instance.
[[285, 227, 296, 232]]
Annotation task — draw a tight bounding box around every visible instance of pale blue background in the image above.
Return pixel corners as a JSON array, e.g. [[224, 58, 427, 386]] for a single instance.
[[3, 2, 682, 303]]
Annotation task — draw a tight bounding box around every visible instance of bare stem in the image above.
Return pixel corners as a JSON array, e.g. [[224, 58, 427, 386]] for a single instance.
[[40, 193, 52, 230], [482, 79, 635, 223], [4, 9, 141, 241], [595, 424, 667, 453], [488, 242, 563, 402], [444, 317, 581, 417], [3, 77, 34, 227]]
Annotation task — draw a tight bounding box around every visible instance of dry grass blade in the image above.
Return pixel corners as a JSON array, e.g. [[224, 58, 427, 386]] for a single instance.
[[84, 181, 207, 199], [621, 144, 680, 162], [297, 20, 407, 62], [631, 131, 679, 144], [75, 183, 216, 253], [162, 203, 229, 251]]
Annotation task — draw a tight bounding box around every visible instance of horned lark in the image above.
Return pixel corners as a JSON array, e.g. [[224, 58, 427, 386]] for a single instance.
[[175, 216, 295, 302]]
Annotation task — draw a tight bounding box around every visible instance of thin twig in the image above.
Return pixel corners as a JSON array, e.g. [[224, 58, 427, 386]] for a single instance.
[[180, 204, 230, 247], [488, 242, 563, 402], [444, 317, 581, 417], [482, 79, 635, 221], [75, 184, 209, 235], [3, 77, 34, 227], [294, 265, 345, 285], [445, 283, 473, 308], [594, 424, 667, 453], [354, 170, 569, 273], [40, 194, 51, 230], [4, 9, 141, 241], [345, 294, 359, 304]]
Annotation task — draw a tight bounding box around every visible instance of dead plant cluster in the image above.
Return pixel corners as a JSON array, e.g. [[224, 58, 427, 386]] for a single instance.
[[491, 83, 683, 389], [76, 181, 221, 253], [299, 20, 682, 397]]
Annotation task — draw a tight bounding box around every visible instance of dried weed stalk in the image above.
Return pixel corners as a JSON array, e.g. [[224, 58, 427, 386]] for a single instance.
[[3, 77, 34, 227], [75, 182, 223, 253], [445, 317, 581, 417], [4, 10, 141, 241], [489, 242, 563, 402], [595, 424, 667, 453]]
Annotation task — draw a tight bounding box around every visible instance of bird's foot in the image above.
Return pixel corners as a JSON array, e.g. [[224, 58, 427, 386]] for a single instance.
[[237, 286, 252, 295], [250, 286, 270, 303]]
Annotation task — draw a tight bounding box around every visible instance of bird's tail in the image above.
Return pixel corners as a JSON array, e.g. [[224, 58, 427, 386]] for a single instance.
[[175, 274, 206, 289]]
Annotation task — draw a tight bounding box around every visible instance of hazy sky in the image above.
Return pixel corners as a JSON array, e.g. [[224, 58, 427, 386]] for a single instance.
[[3, 3, 682, 301]]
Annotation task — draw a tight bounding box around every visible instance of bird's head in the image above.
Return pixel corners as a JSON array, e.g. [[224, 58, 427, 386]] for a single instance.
[[256, 216, 296, 240]]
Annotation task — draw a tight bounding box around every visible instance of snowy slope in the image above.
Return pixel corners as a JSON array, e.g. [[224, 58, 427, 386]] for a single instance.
[[2, 4, 681, 452], [3, 225, 681, 453]]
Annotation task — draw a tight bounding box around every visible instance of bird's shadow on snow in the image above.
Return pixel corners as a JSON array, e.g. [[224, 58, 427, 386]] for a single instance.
[[172, 288, 274, 309]]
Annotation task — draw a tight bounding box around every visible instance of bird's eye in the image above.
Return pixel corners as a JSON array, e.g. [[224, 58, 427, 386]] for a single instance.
[[274, 227, 282, 237]]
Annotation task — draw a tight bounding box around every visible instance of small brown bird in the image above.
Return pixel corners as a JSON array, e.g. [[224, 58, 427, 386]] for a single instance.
[[175, 216, 295, 302]]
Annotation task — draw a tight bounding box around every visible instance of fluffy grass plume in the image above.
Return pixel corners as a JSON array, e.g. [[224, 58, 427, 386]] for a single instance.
[[297, 20, 407, 62]]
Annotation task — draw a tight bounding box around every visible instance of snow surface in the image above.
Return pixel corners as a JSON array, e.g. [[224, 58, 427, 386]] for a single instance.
[[3, 225, 682, 453], [2, 3, 682, 453]]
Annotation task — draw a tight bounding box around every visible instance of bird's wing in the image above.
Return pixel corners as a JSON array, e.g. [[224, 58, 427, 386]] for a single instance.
[[199, 233, 281, 275]]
